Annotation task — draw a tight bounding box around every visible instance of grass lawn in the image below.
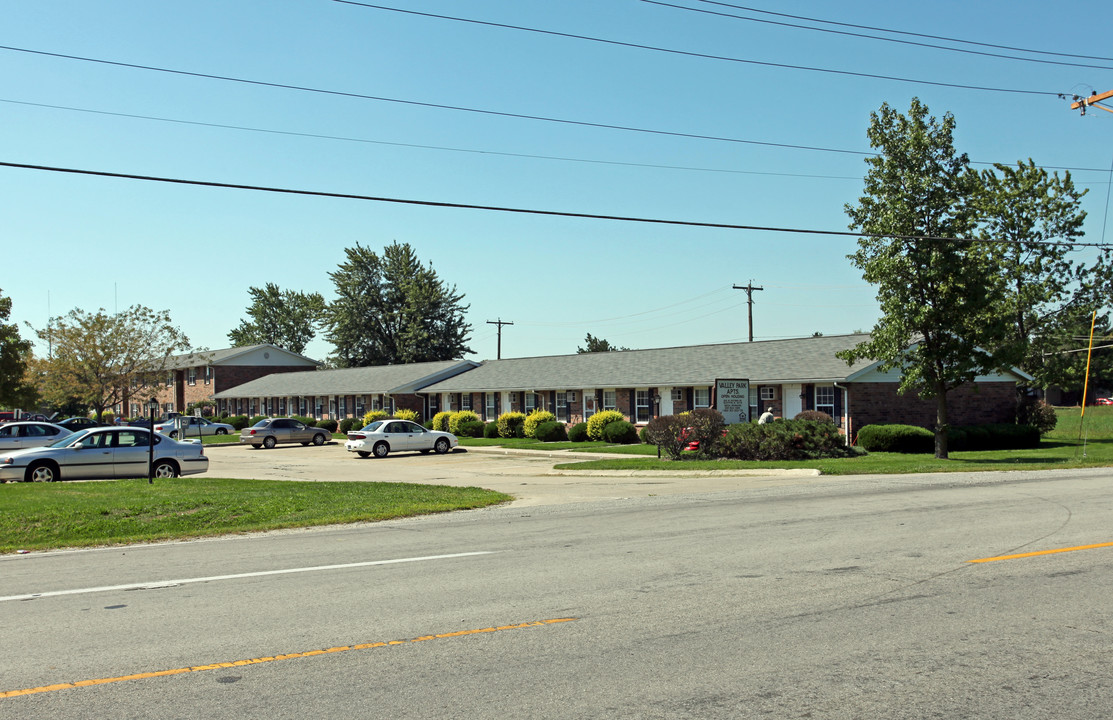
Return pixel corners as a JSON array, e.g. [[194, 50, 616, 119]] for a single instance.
[[0, 478, 511, 554]]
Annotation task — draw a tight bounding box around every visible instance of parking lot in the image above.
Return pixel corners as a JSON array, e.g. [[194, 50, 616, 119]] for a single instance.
[[205, 441, 819, 507]]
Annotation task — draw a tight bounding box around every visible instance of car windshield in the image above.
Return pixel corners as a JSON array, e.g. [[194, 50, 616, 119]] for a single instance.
[[360, 421, 385, 432]]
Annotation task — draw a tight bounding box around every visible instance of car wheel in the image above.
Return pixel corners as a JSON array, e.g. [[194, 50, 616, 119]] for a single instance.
[[26, 461, 58, 483], [152, 461, 179, 479], [263, 436, 277, 449], [434, 437, 450, 454], [312, 433, 326, 446], [373, 441, 389, 458], [357, 451, 370, 458], [169, 431, 177, 439], [216, 428, 227, 435]]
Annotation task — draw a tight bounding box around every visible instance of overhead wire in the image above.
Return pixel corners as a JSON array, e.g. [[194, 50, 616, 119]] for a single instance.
[[3, 160, 1109, 249]]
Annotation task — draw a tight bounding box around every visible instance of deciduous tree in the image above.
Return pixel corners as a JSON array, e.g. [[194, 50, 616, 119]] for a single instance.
[[0, 289, 37, 409], [227, 283, 325, 355], [324, 242, 472, 367], [33, 306, 191, 422], [577, 333, 629, 353]]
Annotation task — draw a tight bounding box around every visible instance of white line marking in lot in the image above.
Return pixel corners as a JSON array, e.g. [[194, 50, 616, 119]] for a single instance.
[[0, 551, 496, 603]]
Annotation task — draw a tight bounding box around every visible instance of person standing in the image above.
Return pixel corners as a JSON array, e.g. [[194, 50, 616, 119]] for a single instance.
[[758, 407, 775, 424]]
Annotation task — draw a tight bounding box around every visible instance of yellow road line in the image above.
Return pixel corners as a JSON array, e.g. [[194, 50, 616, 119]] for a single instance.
[[1, 618, 576, 699], [968, 541, 1113, 564]]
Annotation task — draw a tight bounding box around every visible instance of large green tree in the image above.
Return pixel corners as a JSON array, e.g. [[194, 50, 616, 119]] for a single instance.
[[838, 99, 1009, 459], [324, 242, 472, 367], [0, 289, 37, 409], [33, 306, 191, 422], [227, 283, 325, 355], [973, 160, 1112, 390]]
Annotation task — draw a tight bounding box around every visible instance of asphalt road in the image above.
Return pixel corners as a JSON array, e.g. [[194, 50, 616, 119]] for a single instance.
[[2, 454, 1111, 719]]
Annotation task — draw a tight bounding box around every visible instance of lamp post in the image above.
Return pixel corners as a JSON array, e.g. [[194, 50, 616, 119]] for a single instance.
[[147, 397, 158, 484], [653, 393, 662, 459]]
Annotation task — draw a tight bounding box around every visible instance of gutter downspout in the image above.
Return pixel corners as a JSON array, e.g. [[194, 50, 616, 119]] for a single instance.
[[832, 382, 850, 446]]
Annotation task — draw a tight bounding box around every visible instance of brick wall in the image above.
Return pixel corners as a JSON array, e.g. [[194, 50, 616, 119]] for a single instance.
[[849, 381, 1017, 438]]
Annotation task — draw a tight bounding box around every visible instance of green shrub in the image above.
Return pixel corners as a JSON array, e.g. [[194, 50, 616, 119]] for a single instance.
[[363, 410, 389, 426], [523, 410, 556, 438], [449, 410, 480, 435], [317, 419, 339, 433], [639, 425, 650, 444], [567, 422, 589, 442], [720, 419, 850, 460], [457, 420, 485, 438], [292, 415, 317, 428], [484, 421, 500, 438], [685, 408, 726, 456], [431, 411, 452, 432], [645, 415, 691, 459], [339, 418, 359, 434], [497, 412, 527, 438], [534, 421, 568, 442], [227, 415, 250, 430], [794, 410, 834, 424], [603, 420, 639, 444], [394, 408, 419, 423], [1017, 400, 1057, 435], [586, 410, 626, 441], [856, 424, 934, 453]]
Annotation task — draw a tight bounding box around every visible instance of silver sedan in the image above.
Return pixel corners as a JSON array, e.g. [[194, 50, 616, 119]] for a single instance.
[[240, 418, 331, 449], [0, 426, 209, 483], [0, 421, 73, 452], [153, 416, 235, 439], [344, 420, 458, 458]]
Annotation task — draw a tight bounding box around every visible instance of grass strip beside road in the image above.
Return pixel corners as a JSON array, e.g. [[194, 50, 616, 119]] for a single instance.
[[0, 478, 511, 554]]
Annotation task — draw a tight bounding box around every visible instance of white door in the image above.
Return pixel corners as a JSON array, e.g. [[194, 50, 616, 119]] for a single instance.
[[782, 384, 802, 420]]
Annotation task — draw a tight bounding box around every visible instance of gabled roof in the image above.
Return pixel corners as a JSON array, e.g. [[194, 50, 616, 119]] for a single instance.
[[166, 344, 321, 370], [421, 334, 879, 392], [212, 359, 479, 398]]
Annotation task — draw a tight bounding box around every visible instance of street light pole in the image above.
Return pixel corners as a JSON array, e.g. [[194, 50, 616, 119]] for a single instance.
[[147, 397, 158, 484]]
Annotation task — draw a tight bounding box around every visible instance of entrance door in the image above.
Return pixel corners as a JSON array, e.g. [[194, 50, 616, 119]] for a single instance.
[[782, 383, 803, 420]]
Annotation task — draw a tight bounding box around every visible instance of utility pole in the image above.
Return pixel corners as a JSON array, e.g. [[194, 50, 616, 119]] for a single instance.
[[732, 282, 764, 342], [486, 318, 513, 359], [1070, 89, 1113, 116]]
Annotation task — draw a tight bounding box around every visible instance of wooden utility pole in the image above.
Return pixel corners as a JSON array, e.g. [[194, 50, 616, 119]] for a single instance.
[[486, 318, 513, 359], [732, 282, 764, 342], [1070, 89, 1113, 115]]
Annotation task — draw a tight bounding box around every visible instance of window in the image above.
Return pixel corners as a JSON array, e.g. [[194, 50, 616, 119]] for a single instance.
[[356, 397, 365, 417], [372, 395, 382, 411], [485, 392, 496, 420], [603, 391, 616, 411], [760, 386, 776, 401], [671, 388, 683, 402], [462, 393, 472, 411], [165, 374, 173, 387], [694, 387, 711, 408], [815, 386, 835, 416], [187, 368, 197, 386], [314, 398, 323, 418], [204, 366, 212, 385], [635, 390, 650, 423], [749, 387, 759, 422], [164, 402, 174, 414], [555, 392, 568, 421], [279, 398, 287, 415], [510, 392, 518, 404], [525, 393, 536, 413], [339, 396, 347, 418], [299, 397, 307, 416]]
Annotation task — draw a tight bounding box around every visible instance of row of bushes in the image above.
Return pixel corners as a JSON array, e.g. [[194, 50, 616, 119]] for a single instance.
[[644, 409, 854, 461], [856, 423, 1041, 453]]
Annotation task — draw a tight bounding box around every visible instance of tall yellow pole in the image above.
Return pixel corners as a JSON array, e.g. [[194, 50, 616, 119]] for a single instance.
[[1078, 311, 1097, 450]]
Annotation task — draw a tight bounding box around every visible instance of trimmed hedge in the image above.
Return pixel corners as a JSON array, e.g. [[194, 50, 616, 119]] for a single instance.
[[431, 411, 452, 432], [856, 424, 933, 453], [794, 410, 834, 424], [534, 421, 568, 442], [568, 422, 589, 442], [394, 408, 419, 423], [586, 410, 626, 441], [484, 421, 500, 438], [858, 423, 1041, 453], [720, 419, 851, 461], [363, 410, 390, 426], [227, 415, 250, 430], [317, 419, 339, 433], [523, 410, 556, 438], [457, 420, 485, 438], [497, 412, 527, 439], [339, 418, 359, 434], [603, 420, 639, 444], [449, 410, 480, 435]]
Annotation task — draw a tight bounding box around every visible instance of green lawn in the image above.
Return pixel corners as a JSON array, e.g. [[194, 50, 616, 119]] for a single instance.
[[0, 477, 511, 553]]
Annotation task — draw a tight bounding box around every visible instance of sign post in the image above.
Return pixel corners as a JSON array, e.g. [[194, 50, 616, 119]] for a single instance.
[[715, 378, 750, 425]]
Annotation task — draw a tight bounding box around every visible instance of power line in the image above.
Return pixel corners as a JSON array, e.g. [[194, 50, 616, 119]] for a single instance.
[[684, 0, 1113, 63], [7, 96, 1112, 177], [3, 160, 1110, 248], [642, 0, 1113, 70], [327, 3, 1062, 97]]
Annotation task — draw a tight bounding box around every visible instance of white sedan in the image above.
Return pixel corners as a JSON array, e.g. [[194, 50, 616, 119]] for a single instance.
[[0, 426, 209, 482], [0, 421, 73, 451], [345, 420, 458, 458]]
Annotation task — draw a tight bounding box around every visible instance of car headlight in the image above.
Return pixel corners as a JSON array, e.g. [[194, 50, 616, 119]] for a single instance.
[[1, 457, 12, 466]]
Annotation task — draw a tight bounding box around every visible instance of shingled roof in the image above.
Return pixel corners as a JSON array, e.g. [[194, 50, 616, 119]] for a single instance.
[[421, 334, 878, 393], [165, 344, 320, 370], [212, 359, 478, 398]]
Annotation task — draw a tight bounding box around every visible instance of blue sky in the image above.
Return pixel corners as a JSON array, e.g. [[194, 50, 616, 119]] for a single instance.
[[4, 0, 1111, 363]]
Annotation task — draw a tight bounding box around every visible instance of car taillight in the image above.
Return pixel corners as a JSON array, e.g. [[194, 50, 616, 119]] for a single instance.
[[248, 429, 257, 435], [350, 433, 366, 440]]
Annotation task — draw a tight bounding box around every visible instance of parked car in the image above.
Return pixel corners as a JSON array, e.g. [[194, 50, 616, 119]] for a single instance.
[[56, 417, 104, 432], [240, 418, 330, 449], [153, 416, 235, 439], [1096, 397, 1112, 406], [345, 419, 458, 458], [0, 426, 209, 482], [0, 421, 74, 452]]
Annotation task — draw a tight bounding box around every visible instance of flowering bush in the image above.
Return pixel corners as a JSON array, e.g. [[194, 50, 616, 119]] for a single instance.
[[523, 409, 556, 438], [363, 410, 389, 426], [586, 410, 626, 441], [431, 411, 452, 432], [497, 411, 527, 438], [393, 408, 419, 423], [448, 410, 480, 435]]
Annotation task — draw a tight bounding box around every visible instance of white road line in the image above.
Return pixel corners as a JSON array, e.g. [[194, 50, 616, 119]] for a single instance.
[[0, 551, 496, 602]]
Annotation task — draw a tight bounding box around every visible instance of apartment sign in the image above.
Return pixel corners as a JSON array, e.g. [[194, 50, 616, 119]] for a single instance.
[[715, 378, 750, 424]]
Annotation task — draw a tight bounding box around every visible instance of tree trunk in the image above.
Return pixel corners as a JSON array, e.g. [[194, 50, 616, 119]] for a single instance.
[[934, 384, 949, 459]]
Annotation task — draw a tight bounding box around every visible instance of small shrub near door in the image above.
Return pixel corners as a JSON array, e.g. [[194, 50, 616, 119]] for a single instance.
[[431, 411, 452, 432], [497, 412, 526, 438], [534, 421, 568, 442], [567, 422, 589, 442], [523, 410, 556, 438], [602, 420, 639, 444], [586, 410, 626, 441]]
